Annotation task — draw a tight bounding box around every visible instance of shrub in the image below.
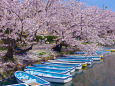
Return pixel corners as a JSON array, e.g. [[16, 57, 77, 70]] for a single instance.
[[0, 47, 8, 51], [45, 36, 57, 43], [36, 35, 57, 43]]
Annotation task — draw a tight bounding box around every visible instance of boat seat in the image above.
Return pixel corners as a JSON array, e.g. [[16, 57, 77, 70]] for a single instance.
[[47, 75, 53, 77], [17, 73, 23, 77], [38, 73, 43, 76], [24, 79, 37, 84], [22, 79, 28, 81]]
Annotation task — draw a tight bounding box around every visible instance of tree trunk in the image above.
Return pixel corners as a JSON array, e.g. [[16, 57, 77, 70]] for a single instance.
[[3, 38, 16, 62], [52, 44, 62, 52], [4, 45, 13, 60]]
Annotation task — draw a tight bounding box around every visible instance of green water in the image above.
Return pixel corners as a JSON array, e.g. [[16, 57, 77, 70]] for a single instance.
[[0, 77, 17, 86], [1, 53, 115, 86]]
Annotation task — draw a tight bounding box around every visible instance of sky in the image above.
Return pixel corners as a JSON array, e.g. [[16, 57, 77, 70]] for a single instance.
[[19, 0, 115, 12], [80, 0, 115, 11]]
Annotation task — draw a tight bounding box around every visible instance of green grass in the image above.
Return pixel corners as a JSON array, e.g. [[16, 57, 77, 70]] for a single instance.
[[81, 42, 93, 45], [39, 51, 47, 55]]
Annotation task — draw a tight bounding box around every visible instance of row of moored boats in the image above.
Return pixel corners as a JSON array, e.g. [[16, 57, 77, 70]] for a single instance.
[[6, 49, 114, 86]]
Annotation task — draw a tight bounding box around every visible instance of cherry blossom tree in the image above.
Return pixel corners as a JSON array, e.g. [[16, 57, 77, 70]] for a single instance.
[[46, 0, 115, 53], [0, 0, 45, 61], [0, 0, 115, 61]]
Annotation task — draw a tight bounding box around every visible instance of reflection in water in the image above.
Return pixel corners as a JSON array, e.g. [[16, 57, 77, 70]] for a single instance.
[[1, 53, 115, 86], [51, 81, 73, 86], [73, 53, 115, 86]]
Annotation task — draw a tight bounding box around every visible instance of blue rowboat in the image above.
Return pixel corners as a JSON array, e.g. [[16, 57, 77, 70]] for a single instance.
[[48, 59, 93, 64], [33, 64, 75, 73], [101, 47, 115, 53], [106, 49, 115, 52], [14, 71, 50, 86], [25, 69, 72, 83], [58, 57, 96, 62], [42, 62, 83, 69], [103, 47, 112, 50], [74, 51, 86, 54], [48, 59, 89, 64], [48, 60, 88, 66], [64, 55, 86, 58], [103, 47, 115, 52], [60, 56, 101, 61], [6, 83, 28, 86], [56, 58, 92, 62], [26, 66, 71, 75], [66, 55, 103, 59], [53, 58, 93, 65], [96, 50, 111, 55], [58, 56, 92, 60], [85, 56, 102, 61]]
